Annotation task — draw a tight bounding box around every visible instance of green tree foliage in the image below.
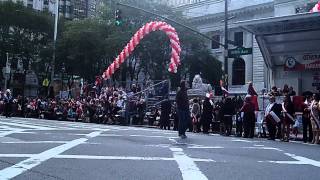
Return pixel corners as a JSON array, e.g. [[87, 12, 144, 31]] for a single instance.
[[56, 19, 110, 81], [1, 0, 222, 87], [0, 1, 53, 70]]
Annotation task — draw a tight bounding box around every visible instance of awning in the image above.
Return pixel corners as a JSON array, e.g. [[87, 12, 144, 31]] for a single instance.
[[235, 13, 320, 68]]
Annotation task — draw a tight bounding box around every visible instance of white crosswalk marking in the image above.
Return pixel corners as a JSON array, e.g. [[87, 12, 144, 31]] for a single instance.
[[0, 131, 103, 180], [170, 147, 208, 180]]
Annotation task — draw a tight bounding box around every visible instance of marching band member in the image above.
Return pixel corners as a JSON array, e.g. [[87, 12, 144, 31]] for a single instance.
[[302, 96, 313, 143], [239, 95, 255, 138], [281, 95, 295, 142], [264, 95, 282, 140]]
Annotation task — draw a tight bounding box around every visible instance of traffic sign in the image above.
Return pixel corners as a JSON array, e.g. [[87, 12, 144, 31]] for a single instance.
[[228, 47, 252, 58]]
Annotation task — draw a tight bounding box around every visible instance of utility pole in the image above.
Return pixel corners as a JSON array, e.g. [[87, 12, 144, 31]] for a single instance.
[[50, 0, 59, 89], [4, 52, 10, 91], [224, 0, 229, 90]]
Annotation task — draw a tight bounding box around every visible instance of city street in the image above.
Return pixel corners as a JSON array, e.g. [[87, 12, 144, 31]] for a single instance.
[[0, 117, 319, 180]]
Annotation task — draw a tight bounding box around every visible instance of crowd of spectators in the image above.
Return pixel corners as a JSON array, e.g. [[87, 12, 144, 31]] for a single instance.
[[0, 84, 146, 125], [0, 81, 319, 144]]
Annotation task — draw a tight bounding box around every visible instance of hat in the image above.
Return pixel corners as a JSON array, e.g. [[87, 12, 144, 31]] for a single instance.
[[206, 92, 213, 98], [269, 94, 275, 99], [245, 95, 252, 102], [6, 89, 11, 93]]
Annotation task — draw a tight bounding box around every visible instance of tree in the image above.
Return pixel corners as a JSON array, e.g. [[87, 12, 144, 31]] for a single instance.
[[56, 19, 109, 81], [57, 0, 223, 86], [0, 1, 53, 71], [100, 0, 223, 86]]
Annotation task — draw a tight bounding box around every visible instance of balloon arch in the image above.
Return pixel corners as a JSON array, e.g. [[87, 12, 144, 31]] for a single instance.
[[102, 21, 181, 80]]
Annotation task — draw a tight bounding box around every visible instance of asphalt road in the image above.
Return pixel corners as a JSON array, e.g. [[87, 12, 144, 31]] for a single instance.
[[0, 117, 319, 180]]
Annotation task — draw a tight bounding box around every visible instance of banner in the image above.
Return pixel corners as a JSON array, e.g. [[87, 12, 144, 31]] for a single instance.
[[284, 54, 320, 71]]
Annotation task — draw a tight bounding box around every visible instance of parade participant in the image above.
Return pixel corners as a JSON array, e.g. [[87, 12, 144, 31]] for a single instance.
[[302, 96, 313, 143], [264, 95, 282, 140], [282, 84, 290, 96], [160, 98, 171, 130], [176, 80, 190, 139], [270, 86, 280, 96], [4, 89, 12, 118], [310, 94, 320, 144], [201, 93, 213, 134], [247, 82, 258, 96], [221, 97, 235, 136], [288, 86, 296, 96], [233, 95, 244, 137], [239, 95, 255, 138], [281, 95, 295, 142], [136, 98, 146, 125], [191, 98, 201, 133]]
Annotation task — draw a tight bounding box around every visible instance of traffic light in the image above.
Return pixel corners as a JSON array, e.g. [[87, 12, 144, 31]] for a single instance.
[[115, 9, 122, 26]]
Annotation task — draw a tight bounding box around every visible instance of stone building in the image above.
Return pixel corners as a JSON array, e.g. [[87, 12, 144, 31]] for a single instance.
[[166, 0, 320, 94]]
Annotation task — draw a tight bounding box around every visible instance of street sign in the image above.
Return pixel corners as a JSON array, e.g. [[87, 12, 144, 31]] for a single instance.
[[228, 47, 252, 58]]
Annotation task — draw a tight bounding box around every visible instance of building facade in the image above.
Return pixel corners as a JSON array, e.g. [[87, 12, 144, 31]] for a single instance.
[[166, 0, 319, 94], [2, 0, 99, 19]]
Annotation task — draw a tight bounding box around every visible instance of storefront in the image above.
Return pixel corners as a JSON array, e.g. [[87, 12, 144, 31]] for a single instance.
[[237, 12, 320, 95]]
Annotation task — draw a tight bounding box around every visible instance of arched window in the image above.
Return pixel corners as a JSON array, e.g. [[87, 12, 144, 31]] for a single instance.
[[232, 58, 245, 85]]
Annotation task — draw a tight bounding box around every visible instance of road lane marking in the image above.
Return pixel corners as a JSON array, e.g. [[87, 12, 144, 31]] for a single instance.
[[258, 160, 310, 165], [285, 153, 320, 167], [0, 121, 53, 130], [99, 134, 123, 137], [242, 147, 283, 152], [56, 155, 174, 161], [0, 141, 101, 145], [0, 154, 216, 163], [170, 147, 208, 180], [0, 131, 103, 180], [259, 153, 320, 167], [231, 139, 261, 143], [253, 144, 265, 147], [188, 146, 224, 149], [0, 130, 25, 137], [0, 154, 33, 158]]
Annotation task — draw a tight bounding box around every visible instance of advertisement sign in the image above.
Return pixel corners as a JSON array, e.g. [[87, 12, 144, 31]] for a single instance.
[[284, 54, 320, 71]]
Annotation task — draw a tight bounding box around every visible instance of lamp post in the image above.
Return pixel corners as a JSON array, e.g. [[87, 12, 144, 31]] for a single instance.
[[4, 52, 11, 91], [50, 0, 59, 88], [61, 63, 65, 91], [224, 0, 229, 90]]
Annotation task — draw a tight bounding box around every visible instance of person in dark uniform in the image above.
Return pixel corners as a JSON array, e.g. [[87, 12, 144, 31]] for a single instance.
[[302, 96, 313, 143], [282, 95, 295, 142], [4, 89, 13, 118], [221, 97, 236, 136], [201, 94, 213, 134], [233, 95, 244, 137], [160, 98, 172, 130], [176, 80, 190, 139], [264, 95, 282, 140], [172, 105, 179, 131], [239, 95, 256, 138]]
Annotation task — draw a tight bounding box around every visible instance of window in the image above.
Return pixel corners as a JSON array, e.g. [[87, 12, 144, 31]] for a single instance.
[[232, 58, 245, 85], [234, 32, 243, 47], [211, 35, 220, 49]]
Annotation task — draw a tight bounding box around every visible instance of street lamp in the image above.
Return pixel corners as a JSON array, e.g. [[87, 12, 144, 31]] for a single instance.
[[224, 0, 229, 90], [61, 63, 65, 91], [4, 52, 11, 91], [50, 0, 59, 88]]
